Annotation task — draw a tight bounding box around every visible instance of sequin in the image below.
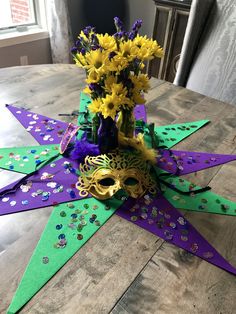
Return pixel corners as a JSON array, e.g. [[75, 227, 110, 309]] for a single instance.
[[42, 195, 49, 201], [221, 204, 229, 211], [42, 256, 49, 264], [71, 213, 78, 219], [181, 235, 188, 241], [68, 223, 76, 229], [177, 217, 186, 225], [199, 205, 205, 210], [56, 224, 63, 230], [69, 190, 76, 198], [164, 230, 173, 240], [94, 220, 101, 226], [57, 238, 67, 248], [81, 210, 88, 215], [131, 216, 138, 222], [60, 211, 66, 217], [58, 234, 65, 239], [141, 213, 148, 219], [77, 234, 83, 240], [67, 203, 75, 208], [77, 224, 83, 232], [203, 251, 214, 259], [190, 243, 199, 253]]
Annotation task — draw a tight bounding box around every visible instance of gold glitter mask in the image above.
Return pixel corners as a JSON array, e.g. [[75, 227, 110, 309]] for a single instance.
[[76, 152, 157, 200]]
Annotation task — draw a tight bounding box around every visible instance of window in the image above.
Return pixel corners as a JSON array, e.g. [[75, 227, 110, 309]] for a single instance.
[[0, 0, 37, 30], [0, 0, 48, 47]]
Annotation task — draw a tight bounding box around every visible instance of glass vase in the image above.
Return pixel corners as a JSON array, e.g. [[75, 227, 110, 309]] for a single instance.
[[117, 108, 135, 138], [97, 114, 118, 153]]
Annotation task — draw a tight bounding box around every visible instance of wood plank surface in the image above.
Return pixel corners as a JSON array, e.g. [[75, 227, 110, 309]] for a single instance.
[[0, 64, 235, 314]]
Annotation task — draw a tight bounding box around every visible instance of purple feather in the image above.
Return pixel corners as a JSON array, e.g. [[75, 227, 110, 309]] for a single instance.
[[70, 137, 100, 163]]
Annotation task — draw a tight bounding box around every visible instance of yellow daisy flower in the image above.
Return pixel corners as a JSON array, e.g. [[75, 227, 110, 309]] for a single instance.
[[73, 53, 86, 67], [107, 54, 129, 72], [111, 83, 128, 97], [88, 98, 103, 114], [84, 49, 109, 75], [104, 75, 117, 92], [86, 69, 102, 84], [119, 96, 135, 110], [97, 33, 117, 51], [134, 35, 163, 61], [117, 40, 139, 62], [132, 92, 146, 104], [79, 31, 89, 42], [83, 86, 92, 96], [136, 74, 150, 92], [101, 94, 120, 120]]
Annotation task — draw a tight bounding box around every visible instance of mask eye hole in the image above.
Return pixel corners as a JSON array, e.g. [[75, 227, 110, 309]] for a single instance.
[[98, 178, 115, 186], [124, 177, 139, 186]]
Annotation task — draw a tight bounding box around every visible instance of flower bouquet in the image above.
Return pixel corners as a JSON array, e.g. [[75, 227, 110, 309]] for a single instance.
[[70, 17, 163, 200]]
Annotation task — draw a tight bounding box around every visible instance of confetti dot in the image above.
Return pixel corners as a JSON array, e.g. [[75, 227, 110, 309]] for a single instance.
[[56, 224, 63, 230], [2, 197, 9, 202]]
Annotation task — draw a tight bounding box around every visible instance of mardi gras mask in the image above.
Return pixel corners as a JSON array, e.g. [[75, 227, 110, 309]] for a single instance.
[[76, 152, 157, 200]]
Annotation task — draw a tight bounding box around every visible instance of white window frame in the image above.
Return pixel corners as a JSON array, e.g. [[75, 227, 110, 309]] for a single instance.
[[0, 0, 49, 48]]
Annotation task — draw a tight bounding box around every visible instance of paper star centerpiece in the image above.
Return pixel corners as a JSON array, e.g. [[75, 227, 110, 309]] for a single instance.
[[1, 94, 236, 313]]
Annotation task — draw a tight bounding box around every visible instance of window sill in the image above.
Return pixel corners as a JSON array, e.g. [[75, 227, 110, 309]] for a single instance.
[[0, 28, 49, 48]]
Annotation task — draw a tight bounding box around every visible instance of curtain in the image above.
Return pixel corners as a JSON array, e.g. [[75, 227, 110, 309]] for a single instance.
[[46, 0, 73, 63]]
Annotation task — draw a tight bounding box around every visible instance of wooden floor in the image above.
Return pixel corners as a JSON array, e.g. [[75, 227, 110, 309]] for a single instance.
[[0, 64, 235, 314]]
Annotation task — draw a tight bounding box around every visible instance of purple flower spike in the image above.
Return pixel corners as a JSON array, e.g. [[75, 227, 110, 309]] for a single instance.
[[128, 32, 136, 40], [114, 16, 124, 32], [81, 48, 86, 55], [132, 19, 142, 32], [130, 19, 143, 38], [83, 26, 94, 37], [71, 47, 77, 54]]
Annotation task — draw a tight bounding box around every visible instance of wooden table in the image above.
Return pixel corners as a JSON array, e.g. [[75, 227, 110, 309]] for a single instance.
[[0, 64, 235, 314]]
